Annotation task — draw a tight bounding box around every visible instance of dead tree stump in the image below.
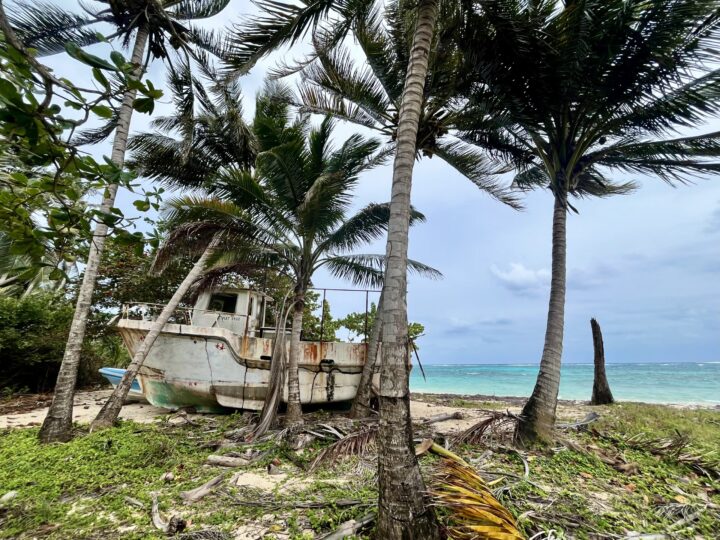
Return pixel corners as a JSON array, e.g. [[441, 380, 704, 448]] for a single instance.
[[590, 318, 614, 405]]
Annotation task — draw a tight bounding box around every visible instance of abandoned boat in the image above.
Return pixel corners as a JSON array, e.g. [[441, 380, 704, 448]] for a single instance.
[[114, 287, 376, 412]]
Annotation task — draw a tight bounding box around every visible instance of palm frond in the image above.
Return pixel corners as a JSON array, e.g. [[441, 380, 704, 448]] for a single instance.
[[430, 459, 524, 540], [453, 412, 519, 447], [170, 0, 232, 20], [433, 139, 521, 209], [9, 1, 102, 55], [319, 203, 424, 253], [308, 424, 378, 472], [323, 254, 442, 288], [223, 0, 362, 73]]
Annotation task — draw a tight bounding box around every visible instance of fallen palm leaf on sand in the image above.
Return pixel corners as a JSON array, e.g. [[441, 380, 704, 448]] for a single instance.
[[308, 424, 379, 472], [429, 445, 525, 540], [453, 412, 519, 447]]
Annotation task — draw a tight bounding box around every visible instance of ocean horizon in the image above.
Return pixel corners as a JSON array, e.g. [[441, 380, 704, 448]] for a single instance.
[[409, 361, 720, 405]]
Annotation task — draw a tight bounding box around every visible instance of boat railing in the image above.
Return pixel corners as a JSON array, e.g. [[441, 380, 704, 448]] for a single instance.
[[120, 302, 245, 327]]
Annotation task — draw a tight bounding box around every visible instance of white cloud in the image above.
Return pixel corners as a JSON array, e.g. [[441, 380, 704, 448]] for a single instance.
[[489, 263, 550, 295]]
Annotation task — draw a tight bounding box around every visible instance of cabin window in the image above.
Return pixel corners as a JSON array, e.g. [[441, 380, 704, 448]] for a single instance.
[[208, 293, 238, 314], [248, 297, 254, 316]]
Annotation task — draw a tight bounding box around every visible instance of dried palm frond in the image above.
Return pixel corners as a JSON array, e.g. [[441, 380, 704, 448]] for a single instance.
[[607, 432, 720, 478], [178, 530, 230, 540], [453, 412, 519, 447], [430, 458, 525, 540], [309, 424, 379, 472], [622, 432, 689, 457], [677, 451, 720, 479]]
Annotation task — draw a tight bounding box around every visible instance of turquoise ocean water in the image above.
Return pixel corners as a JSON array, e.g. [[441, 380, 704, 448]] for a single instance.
[[409, 362, 720, 405]]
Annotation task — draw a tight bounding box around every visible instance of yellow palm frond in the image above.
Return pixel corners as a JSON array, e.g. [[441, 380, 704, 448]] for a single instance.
[[430, 458, 525, 540]]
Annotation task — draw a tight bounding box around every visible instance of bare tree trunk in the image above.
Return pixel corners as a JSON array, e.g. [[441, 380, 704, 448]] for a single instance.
[[376, 0, 440, 537], [590, 318, 614, 405], [90, 239, 218, 430], [39, 27, 149, 443], [285, 291, 304, 425], [349, 291, 384, 419], [516, 190, 568, 445]]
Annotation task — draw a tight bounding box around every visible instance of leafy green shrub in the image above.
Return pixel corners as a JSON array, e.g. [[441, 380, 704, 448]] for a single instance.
[[0, 292, 74, 393]]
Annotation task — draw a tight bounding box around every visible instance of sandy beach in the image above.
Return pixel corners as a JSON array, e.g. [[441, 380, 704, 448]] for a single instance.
[[3, 387, 707, 432]]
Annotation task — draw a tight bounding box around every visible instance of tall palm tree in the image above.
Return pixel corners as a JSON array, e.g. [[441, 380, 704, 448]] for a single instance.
[[225, 0, 451, 535], [127, 76, 439, 425], [457, 0, 720, 444], [9, 0, 232, 442], [281, 2, 518, 418]]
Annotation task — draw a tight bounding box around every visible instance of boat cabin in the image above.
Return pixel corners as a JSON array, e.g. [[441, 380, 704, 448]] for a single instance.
[[191, 288, 270, 337]]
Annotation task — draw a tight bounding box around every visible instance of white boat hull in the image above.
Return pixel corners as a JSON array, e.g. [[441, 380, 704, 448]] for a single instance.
[[117, 320, 372, 412]]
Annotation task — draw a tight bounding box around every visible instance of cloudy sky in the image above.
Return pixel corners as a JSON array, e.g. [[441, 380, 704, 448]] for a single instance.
[[38, 0, 720, 365]]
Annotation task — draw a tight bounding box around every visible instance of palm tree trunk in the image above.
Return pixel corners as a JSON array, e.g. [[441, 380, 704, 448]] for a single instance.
[[516, 190, 568, 445], [349, 290, 384, 419], [285, 291, 304, 425], [376, 0, 440, 537], [590, 318, 614, 405], [90, 239, 218, 430], [39, 27, 149, 443]]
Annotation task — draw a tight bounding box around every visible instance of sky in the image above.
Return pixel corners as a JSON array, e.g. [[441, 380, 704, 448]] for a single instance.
[[35, 0, 720, 365]]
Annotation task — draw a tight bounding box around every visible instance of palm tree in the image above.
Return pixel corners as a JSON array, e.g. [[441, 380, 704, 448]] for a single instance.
[[224, 0, 456, 535], [126, 76, 439, 426], [281, 3, 518, 418], [9, 0, 232, 443], [456, 0, 720, 444], [91, 236, 219, 430]]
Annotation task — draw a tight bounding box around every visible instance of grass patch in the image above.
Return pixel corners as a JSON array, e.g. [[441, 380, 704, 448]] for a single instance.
[[0, 402, 718, 539]]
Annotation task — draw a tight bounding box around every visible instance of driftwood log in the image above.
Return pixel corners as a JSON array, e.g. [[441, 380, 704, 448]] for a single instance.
[[419, 411, 464, 425], [317, 512, 376, 540], [206, 455, 250, 468], [180, 473, 226, 503], [151, 493, 186, 534]]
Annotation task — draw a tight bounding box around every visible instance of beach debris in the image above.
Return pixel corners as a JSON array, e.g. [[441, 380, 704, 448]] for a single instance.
[[430, 457, 524, 540], [596, 431, 720, 479], [0, 491, 18, 506], [453, 411, 518, 447], [317, 512, 376, 540], [160, 471, 175, 482], [151, 493, 186, 534], [180, 473, 227, 503], [206, 455, 250, 468], [558, 438, 640, 474], [420, 411, 464, 425], [124, 496, 145, 508], [167, 409, 199, 427], [309, 424, 379, 472], [177, 529, 230, 540], [556, 412, 600, 430], [227, 495, 372, 510], [415, 438, 434, 456]]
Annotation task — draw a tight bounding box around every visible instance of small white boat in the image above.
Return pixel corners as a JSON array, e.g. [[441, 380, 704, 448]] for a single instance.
[[98, 367, 145, 402], [116, 287, 376, 412]]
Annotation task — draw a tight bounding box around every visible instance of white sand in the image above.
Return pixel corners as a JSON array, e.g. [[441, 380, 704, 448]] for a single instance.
[[0, 388, 608, 432]]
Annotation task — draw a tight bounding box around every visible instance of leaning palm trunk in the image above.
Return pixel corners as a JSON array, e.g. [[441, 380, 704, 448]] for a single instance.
[[516, 190, 568, 444], [39, 27, 149, 443], [90, 238, 218, 430], [285, 291, 305, 425], [376, 0, 440, 537], [590, 318, 614, 405], [349, 290, 384, 419], [252, 295, 294, 438]]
